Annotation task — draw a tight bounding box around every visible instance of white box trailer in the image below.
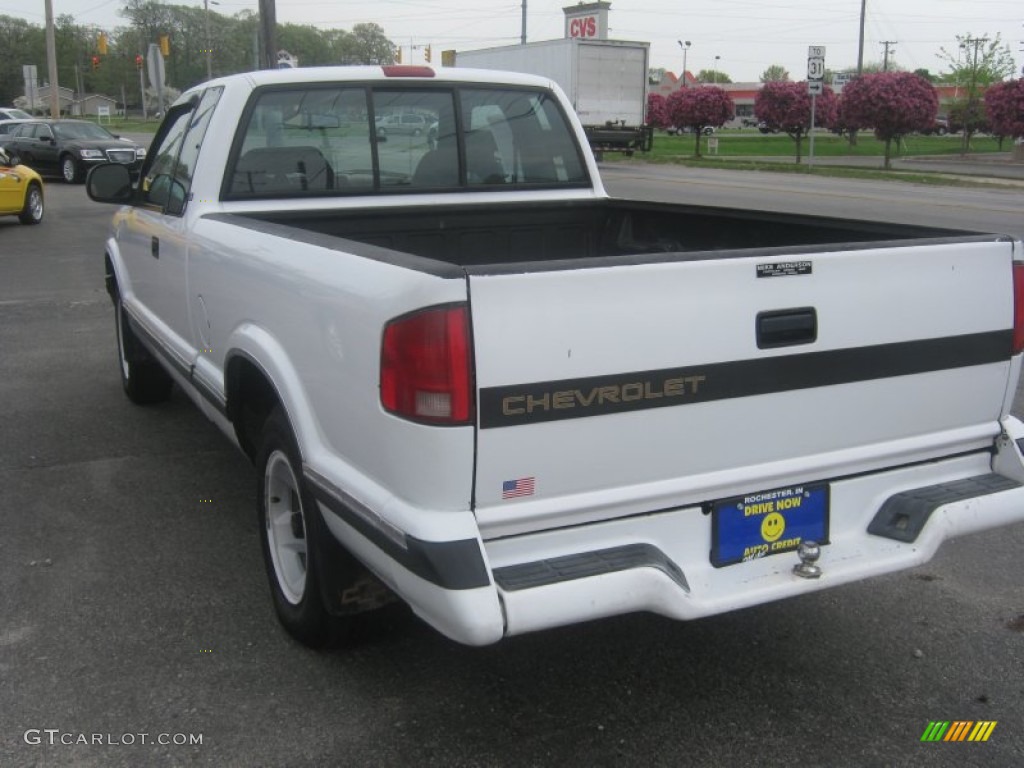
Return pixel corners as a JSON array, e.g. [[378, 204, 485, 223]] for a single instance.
[[455, 38, 652, 156]]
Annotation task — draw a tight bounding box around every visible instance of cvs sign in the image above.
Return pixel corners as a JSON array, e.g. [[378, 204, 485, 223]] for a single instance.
[[568, 15, 598, 38]]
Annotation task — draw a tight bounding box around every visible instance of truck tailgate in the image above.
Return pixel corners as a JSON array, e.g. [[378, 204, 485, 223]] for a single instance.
[[469, 240, 1017, 538]]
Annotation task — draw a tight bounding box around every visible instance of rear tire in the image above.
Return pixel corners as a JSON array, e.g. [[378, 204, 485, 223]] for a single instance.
[[18, 182, 43, 224], [257, 407, 336, 648], [115, 295, 173, 404]]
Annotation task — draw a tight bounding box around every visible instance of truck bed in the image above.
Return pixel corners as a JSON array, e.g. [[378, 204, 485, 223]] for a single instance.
[[226, 200, 996, 273]]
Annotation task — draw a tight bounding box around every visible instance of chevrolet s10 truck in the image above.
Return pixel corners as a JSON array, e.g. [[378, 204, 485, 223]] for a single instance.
[[87, 65, 1024, 648]]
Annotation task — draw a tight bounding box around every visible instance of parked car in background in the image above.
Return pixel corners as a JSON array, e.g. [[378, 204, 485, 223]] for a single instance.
[[376, 113, 431, 137], [0, 107, 32, 121], [0, 118, 33, 137], [666, 124, 715, 136], [919, 116, 950, 136], [0, 119, 145, 183], [0, 147, 44, 224]]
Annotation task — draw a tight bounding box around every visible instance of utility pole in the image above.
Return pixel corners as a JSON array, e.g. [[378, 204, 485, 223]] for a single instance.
[[258, 0, 277, 69], [960, 36, 989, 154], [521, 0, 526, 44], [204, 0, 213, 80], [851, 0, 866, 147], [881, 41, 897, 71], [44, 0, 60, 117], [856, 0, 866, 76]]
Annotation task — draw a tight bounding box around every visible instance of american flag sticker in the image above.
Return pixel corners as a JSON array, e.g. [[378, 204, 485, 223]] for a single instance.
[[502, 477, 535, 499]]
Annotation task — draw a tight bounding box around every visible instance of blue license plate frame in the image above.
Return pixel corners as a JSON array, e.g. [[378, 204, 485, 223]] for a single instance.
[[711, 484, 830, 568]]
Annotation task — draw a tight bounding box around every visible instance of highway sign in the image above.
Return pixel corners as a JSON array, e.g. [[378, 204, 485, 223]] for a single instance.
[[807, 45, 826, 82], [808, 81, 823, 95], [831, 71, 855, 94]]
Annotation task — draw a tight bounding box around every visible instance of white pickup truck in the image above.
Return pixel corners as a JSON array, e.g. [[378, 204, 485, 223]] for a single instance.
[[88, 65, 1024, 648]]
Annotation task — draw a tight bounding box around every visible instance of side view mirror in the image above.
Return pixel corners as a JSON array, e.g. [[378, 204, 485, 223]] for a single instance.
[[87, 163, 134, 204], [165, 178, 188, 216]]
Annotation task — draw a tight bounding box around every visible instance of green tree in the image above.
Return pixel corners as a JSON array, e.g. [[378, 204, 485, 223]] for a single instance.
[[760, 65, 790, 83], [937, 34, 1015, 86], [937, 34, 1014, 151], [343, 23, 397, 65], [0, 15, 47, 106], [278, 24, 333, 66], [696, 69, 731, 84]]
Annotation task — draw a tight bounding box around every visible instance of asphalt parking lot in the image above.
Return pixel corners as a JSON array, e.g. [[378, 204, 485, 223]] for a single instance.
[[2, 179, 1022, 767]]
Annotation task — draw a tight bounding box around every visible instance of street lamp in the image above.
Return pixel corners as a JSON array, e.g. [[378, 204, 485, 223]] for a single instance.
[[714, 55, 721, 84], [677, 40, 691, 88]]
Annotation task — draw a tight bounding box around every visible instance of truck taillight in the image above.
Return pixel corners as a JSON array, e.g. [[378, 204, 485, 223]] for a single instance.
[[1014, 263, 1024, 355], [381, 304, 474, 425]]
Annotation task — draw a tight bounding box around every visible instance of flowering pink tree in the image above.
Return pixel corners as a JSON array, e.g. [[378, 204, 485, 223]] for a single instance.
[[666, 86, 734, 157], [840, 72, 938, 168], [984, 79, 1024, 142], [646, 93, 670, 129], [754, 81, 838, 163]]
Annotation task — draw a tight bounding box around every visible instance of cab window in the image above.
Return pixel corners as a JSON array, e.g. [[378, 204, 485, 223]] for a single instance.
[[224, 83, 590, 200]]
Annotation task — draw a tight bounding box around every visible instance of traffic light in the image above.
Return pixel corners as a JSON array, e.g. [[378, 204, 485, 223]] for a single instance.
[[97, 33, 108, 56], [424, 45, 432, 63], [159, 34, 170, 57], [91, 55, 101, 71], [135, 54, 144, 71]]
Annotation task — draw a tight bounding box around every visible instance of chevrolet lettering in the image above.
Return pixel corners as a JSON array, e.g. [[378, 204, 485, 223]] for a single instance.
[[500, 375, 706, 416], [86, 65, 1024, 650]]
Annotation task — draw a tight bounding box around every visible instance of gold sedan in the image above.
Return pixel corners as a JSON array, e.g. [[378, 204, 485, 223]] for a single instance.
[[0, 147, 44, 224]]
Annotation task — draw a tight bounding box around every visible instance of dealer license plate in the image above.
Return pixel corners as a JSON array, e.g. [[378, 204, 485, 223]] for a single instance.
[[711, 484, 830, 568]]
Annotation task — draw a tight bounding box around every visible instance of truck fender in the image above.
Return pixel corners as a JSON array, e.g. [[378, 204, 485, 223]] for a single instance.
[[103, 236, 134, 304], [224, 331, 394, 617], [223, 323, 325, 468]]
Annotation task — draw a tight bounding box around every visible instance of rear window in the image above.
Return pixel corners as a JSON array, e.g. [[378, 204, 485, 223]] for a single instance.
[[224, 83, 589, 200]]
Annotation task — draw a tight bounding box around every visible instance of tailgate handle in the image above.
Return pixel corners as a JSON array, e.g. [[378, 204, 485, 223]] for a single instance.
[[757, 308, 817, 349]]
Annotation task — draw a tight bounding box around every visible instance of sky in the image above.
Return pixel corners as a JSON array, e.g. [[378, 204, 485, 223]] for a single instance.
[[1, 0, 1021, 83]]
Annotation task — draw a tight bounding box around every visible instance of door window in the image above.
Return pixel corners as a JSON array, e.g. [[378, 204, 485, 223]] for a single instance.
[[142, 109, 191, 211]]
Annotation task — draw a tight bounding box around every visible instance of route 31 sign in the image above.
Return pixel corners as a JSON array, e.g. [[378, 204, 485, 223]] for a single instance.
[[807, 45, 825, 96], [807, 46, 825, 80]]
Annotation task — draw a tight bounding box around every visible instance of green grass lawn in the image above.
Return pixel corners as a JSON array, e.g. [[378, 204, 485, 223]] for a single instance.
[[650, 131, 1007, 160], [97, 117, 160, 134]]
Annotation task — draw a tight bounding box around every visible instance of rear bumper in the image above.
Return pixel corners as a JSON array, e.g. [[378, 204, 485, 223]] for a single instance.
[[487, 431, 1024, 639], [311, 418, 1024, 646]]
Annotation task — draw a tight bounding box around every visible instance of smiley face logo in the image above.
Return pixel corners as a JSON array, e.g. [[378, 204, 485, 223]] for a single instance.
[[761, 512, 786, 542]]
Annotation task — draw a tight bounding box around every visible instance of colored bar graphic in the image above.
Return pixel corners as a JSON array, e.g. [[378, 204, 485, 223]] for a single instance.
[[921, 721, 949, 742], [921, 720, 996, 742], [969, 722, 997, 742], [945, 721, 972, 741]]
